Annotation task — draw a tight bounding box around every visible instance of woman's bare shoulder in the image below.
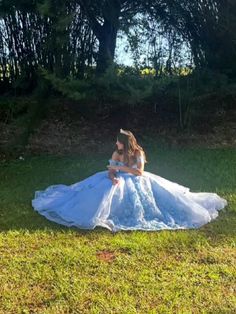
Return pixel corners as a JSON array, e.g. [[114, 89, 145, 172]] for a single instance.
[[134, 149, 143, 158], [134, 149, 146, 163]]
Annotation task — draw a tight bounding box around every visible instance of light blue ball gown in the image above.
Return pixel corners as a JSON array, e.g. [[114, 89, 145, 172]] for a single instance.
[[32, 156, 228, 232]]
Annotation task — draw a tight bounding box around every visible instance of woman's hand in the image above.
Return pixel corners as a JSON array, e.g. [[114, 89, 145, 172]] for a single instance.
[[112, 177, 120, 185], [107, 165, 143, 176], [107, 165, 121, 185], [107, 165, 122, 171]]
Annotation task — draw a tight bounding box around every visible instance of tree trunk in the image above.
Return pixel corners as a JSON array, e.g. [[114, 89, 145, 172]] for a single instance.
[[96, 19, 118, 75], [79, 0, 121, 76]]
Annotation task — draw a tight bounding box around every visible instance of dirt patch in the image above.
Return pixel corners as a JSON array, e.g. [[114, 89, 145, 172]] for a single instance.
[[96, 250, 116, 263], [1, 100, 236, 159], [26, 104, 236, 154]]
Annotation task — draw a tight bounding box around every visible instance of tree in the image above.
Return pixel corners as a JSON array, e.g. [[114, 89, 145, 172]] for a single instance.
[[79, 0, 143, 75], [1, 0, 236, 90], [146, 0, 236, 76]]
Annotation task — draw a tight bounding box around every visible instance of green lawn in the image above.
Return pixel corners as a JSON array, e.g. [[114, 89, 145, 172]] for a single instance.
[[0, 147, 235, 314]]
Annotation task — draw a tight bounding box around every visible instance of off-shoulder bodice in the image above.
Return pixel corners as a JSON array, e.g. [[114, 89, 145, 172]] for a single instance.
[[108, 155, 144, 169], [109, 160, 137, 169]]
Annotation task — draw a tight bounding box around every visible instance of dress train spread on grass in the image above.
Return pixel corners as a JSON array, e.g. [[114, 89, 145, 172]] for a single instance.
[[32, 159, 228, 232]]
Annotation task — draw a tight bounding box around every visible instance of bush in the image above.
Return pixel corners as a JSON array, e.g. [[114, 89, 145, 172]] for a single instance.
[[38, 65, 236, 127], [0, 97, 32, 123]]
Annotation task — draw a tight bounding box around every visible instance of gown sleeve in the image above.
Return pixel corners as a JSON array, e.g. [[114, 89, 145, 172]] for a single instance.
[[136, 155, 145, 164]]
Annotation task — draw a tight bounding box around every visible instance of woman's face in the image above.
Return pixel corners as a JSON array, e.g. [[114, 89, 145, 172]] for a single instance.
[[116, 139, 124, 150]]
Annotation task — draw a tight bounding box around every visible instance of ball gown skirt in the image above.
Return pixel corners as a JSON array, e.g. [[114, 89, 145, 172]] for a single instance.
[[31, 160, 228, 232]]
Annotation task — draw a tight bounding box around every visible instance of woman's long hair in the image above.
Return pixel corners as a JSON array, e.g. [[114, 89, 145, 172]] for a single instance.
[[116, 129, 147, 165]]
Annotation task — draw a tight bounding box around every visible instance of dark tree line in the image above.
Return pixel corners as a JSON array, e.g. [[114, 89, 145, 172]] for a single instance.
[[0, 0, 236, 93], [0, 0, 97, 91]]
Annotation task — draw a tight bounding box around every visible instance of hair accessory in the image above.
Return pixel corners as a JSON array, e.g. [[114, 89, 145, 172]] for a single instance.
[[120, 128, 129, 136]]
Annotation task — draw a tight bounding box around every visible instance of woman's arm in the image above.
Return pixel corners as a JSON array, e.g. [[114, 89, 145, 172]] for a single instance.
[[128, 151, 145, 175], [107, 151, 145, 176], [107, 165, 143, 176], [108, 168, 116, 180], [119, 165, 143, 176], [108, 151, 120, 184]]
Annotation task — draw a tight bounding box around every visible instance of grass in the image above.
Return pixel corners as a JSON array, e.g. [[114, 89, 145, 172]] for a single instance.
[[0, 146, 235, 314]]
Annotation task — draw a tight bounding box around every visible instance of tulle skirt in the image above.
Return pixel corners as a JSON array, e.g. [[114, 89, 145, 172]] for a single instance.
[[32, 170, 228, 232]]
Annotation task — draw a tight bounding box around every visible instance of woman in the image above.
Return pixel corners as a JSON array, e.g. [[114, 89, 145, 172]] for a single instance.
[[108, 128, 147, 184], [32, 129, 227, 232]]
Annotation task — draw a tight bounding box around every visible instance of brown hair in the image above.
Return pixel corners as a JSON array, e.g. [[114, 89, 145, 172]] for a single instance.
[[116, 129, 147, 165]]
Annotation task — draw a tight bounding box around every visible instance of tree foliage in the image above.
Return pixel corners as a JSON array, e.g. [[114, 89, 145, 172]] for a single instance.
[[0, 0, 235, 93]]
